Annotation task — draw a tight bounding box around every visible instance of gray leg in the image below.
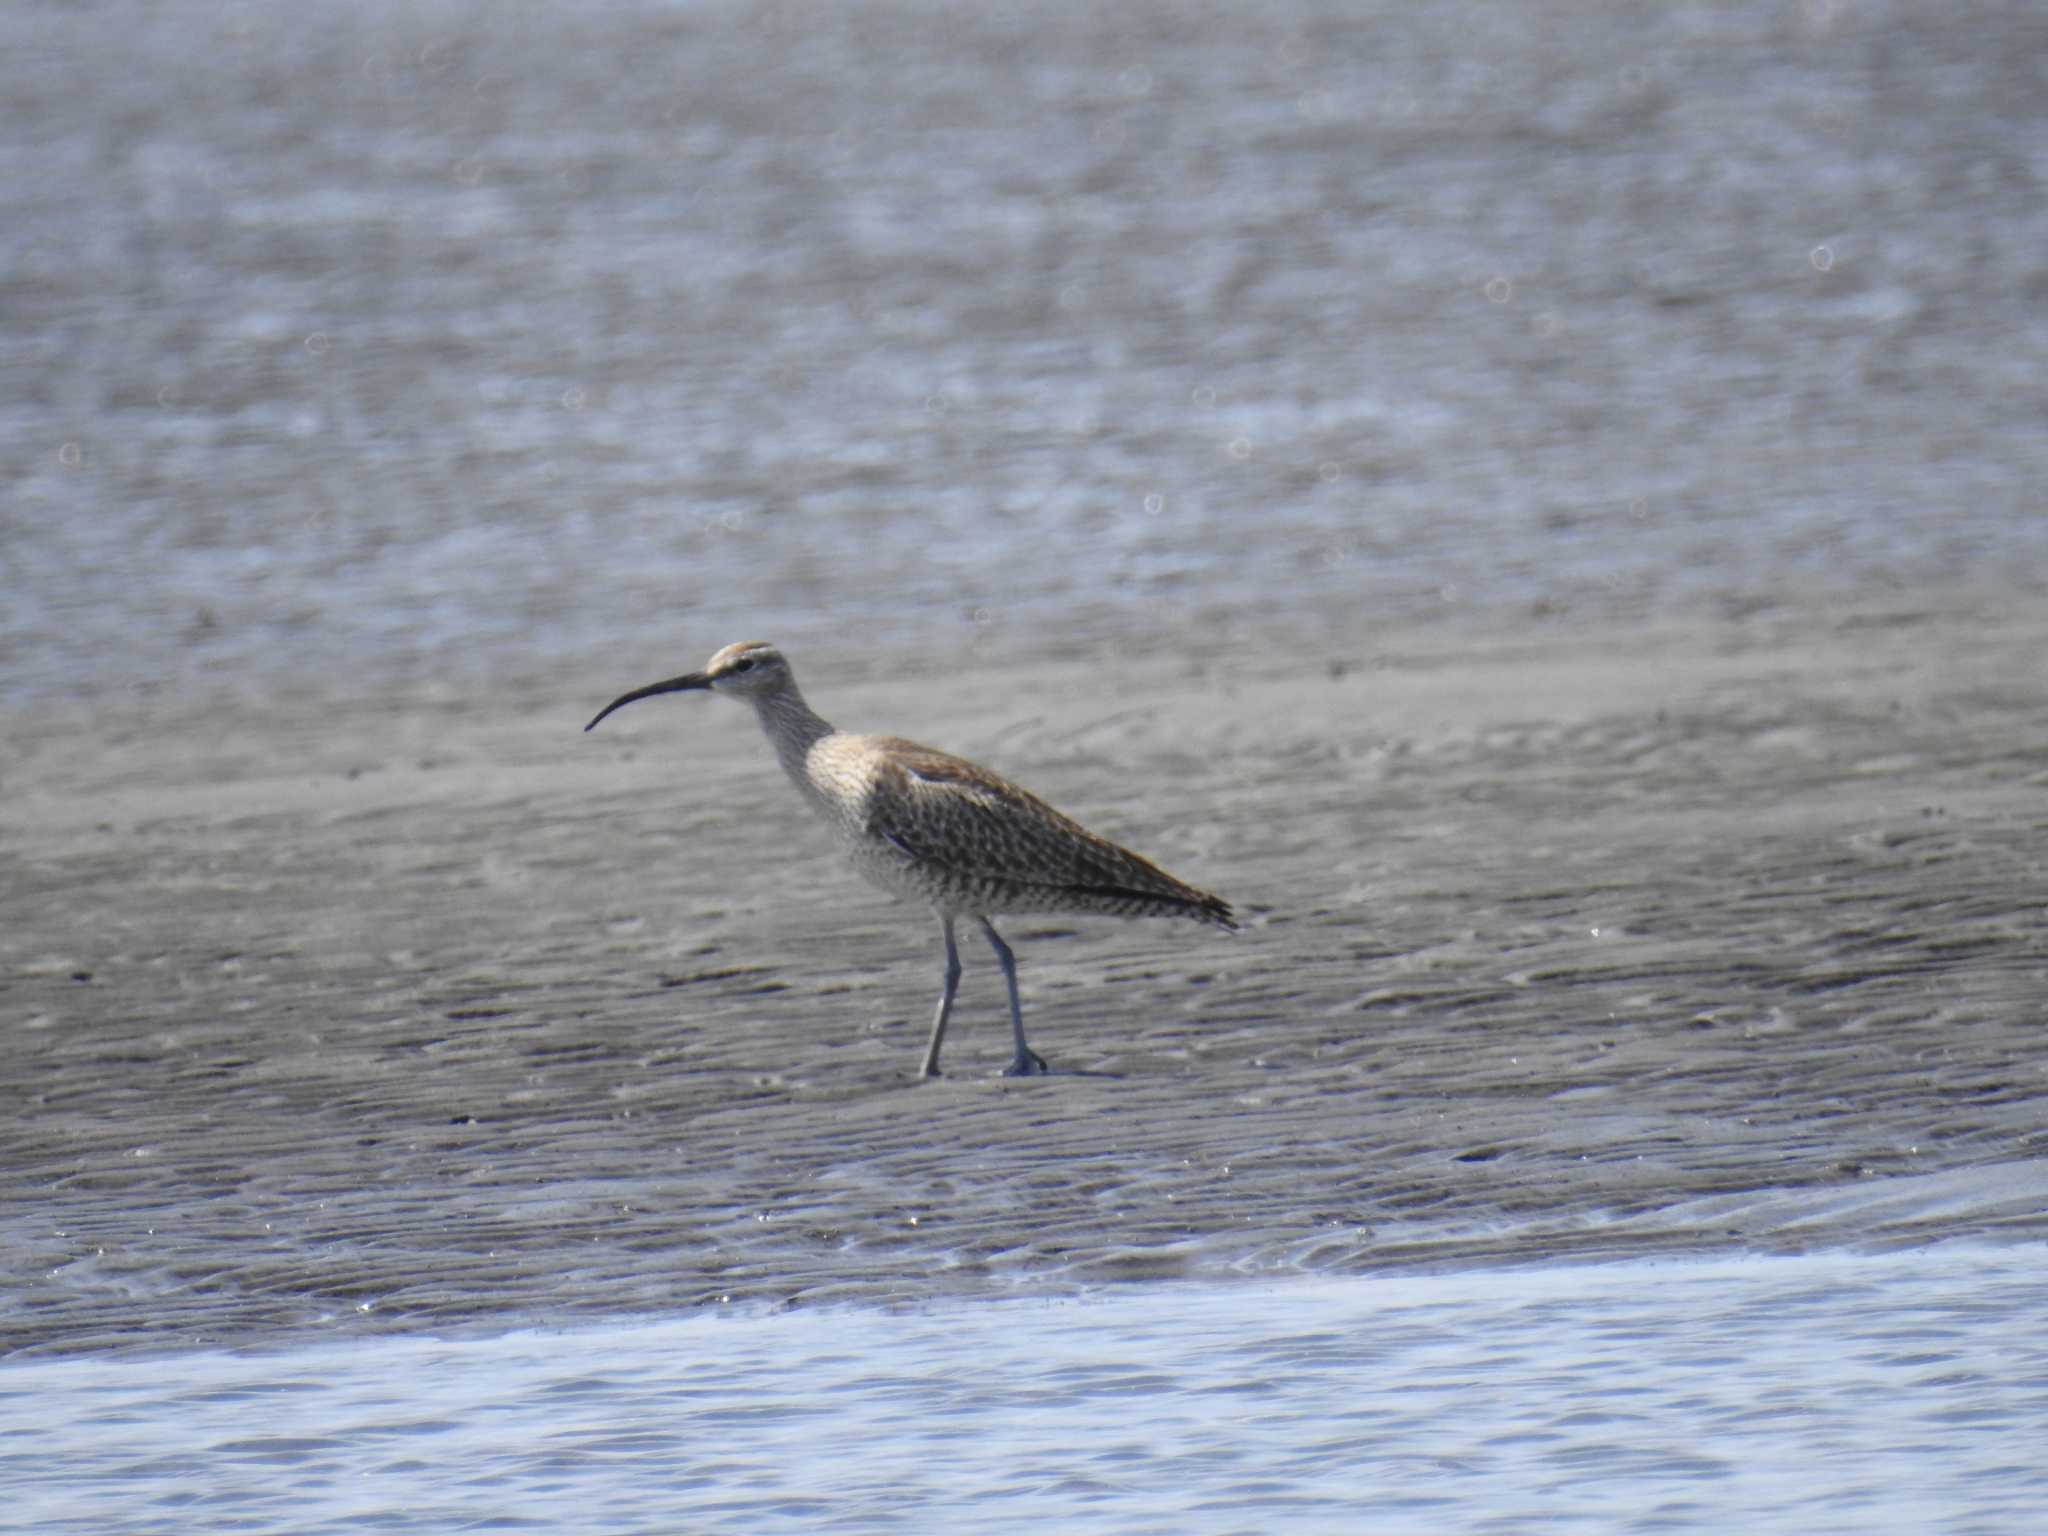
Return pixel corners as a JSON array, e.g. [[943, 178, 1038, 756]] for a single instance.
[[918, 915, 961, 1079], [978, 917, 1047, 1077]]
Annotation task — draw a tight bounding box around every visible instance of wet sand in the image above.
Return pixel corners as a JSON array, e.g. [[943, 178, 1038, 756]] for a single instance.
[[7, 602, 2046, 1357]]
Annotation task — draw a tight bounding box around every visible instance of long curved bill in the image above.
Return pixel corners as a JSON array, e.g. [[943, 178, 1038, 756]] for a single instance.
[[584, 671, 713, 731]]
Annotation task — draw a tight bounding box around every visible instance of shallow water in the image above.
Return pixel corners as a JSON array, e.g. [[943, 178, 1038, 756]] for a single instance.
[[6, 0, 2048, 707], [6, 1244, 2045, 1534]]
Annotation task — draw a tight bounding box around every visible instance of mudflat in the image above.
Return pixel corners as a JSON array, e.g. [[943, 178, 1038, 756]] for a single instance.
[[5, 602, 2044, 1356]]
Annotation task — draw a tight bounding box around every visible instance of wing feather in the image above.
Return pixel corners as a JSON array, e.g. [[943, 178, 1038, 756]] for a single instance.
[[861, 739, 1233, 923]]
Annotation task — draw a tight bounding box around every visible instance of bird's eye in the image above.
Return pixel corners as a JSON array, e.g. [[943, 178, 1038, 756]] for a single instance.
[[731, 658, 756, 674]]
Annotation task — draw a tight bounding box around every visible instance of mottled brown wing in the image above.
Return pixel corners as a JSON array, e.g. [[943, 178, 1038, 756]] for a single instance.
[[863, 739, 1234, 924]]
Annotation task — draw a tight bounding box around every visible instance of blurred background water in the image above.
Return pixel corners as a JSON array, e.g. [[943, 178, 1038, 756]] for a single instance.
[[7, 1244, 2048, 1535], [5, 0, 2047, 708]]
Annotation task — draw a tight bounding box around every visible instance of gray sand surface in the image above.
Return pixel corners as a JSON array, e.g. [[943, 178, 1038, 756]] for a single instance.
[[7, 605, 2045, 1356]]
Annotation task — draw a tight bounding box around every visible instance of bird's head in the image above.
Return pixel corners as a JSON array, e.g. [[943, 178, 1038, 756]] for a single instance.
[[584, 641, 792, 731]]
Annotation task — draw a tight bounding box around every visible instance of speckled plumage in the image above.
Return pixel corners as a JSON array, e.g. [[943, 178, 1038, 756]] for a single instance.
[[855, 739, 1234, 922], [586, 640, 1235, 1078]]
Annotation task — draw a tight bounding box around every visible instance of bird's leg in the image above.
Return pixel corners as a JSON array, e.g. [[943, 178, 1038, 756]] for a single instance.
[[918, 915, 961, 1080], [978, 917, 1047, 1077]]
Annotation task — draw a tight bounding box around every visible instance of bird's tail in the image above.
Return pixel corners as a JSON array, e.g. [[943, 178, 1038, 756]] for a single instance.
[[1063, 882, 1239, 929], [1152, 887, 1237, 930]]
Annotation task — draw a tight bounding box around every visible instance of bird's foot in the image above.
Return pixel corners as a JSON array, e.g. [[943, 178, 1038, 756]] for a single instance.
[[1000, 1049, 1049, 1078]]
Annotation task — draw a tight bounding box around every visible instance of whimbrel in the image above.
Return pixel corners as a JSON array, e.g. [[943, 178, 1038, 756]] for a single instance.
[[585, 641, 1235, 1078]]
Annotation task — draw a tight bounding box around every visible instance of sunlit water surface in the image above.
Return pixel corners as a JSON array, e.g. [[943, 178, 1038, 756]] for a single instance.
[[7, 0, 2048, 707], [6, 1243, 2044, 1534]]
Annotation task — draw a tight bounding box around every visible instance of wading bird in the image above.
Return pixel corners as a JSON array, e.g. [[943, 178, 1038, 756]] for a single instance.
[[586, 641, 1236, 1077]]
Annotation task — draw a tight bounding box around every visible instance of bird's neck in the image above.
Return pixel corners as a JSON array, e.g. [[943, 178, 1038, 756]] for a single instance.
[[750, 686, 837, 797]]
